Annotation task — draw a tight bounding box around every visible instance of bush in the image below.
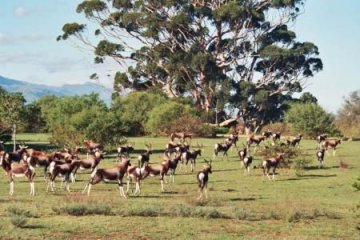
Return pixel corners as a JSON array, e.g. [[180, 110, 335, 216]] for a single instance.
[[165, 115, 213, 137], [261, 122, 290, 136], [7, 206, 39, 218], [353, 176, 360, 191], [145, 102, 195, 135], [285, 103, 341, 138], [10, 215, 27, 228], [52, 204, 112, 216]]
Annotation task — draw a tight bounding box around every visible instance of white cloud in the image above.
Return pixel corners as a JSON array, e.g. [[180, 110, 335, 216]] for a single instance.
[[14, 7, 32, 17]]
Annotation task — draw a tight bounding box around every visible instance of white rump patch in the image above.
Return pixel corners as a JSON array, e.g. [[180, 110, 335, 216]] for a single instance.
[[13, 173, 25, 178], [198, 172, 205, 182]]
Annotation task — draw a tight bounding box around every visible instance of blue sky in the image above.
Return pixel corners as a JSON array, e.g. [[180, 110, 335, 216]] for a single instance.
[[0, 0, 359, 113]]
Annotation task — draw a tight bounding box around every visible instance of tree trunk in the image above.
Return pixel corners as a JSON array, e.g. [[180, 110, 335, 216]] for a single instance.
[[12, 123, 16, 152]]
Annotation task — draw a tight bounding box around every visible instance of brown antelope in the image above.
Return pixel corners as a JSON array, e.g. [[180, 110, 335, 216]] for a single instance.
[[72, 150, 104, 179], [197, 160, 212, 202], [47, 160, 79, 192], [181, 148, 202, 173], [82, 157, 131, 198], [0, 151, 36, 196], [138, 143, 152, 167], [26, 149, 65, 180], [262, 153, 285, 181], [1, 144, 29, 163], [213, 140, 233, 160], [170, 132, 193, 143], [262, 130, 272, 139], [316, 149, 326, 168], [237, 145, 248, 161], [286, 134, 302, 147], [242, 156, 253, 176], [272, 132, 281, 142], [323, 139, 341, 157], [117, 143, 134, 159], [246, 135, 265, 149], [63, 146, 80, 163], [83, 140, 103, 158], [226, 133, 239, 147]]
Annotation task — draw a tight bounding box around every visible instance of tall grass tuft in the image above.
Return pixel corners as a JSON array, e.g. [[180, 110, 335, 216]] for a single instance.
[[52, 204, 112, 216]]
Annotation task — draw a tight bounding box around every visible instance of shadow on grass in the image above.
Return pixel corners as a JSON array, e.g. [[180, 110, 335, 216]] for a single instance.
[[280, 174, 337, 181], [23, 224, 46, 229], [230, 197, 256, 202]]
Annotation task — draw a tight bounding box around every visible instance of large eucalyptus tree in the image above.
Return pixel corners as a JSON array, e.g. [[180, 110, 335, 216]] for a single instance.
[[58, 0, 322, 129]]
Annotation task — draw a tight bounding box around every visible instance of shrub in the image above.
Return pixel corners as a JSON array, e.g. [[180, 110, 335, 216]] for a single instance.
[[52, 204, 112, 216], [10, 215, 27, 228], [7, 206, 39, 218], [261, 122, 290, 136], [165, 115, 213, 137], [353, 176, 360, 191]]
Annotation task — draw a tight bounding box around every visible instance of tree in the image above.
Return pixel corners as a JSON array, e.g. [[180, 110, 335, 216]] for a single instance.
[[285, 103, 340, 138], [336, 90, 360, 137], [0, 87, 26, 151], [58, 0, 322, 128]]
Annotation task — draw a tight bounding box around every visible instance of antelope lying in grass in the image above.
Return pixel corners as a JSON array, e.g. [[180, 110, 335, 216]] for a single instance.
[[316, 149, 326, 168], [262, 153, 285, 181], [322, 139, 341, 157], [82, 157, 131, 198], [197, 160, 212, 202], [138, 143, 152, 167], [0, 151, 36, 196]]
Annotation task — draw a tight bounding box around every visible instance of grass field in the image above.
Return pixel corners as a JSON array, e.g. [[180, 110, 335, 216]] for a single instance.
[[0, 134, 359, 239]]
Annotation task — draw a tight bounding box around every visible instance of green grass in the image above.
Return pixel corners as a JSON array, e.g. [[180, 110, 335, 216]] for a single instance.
[[0, 135, 359, 239]]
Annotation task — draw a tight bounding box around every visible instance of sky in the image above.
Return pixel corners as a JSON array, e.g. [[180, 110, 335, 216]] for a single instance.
[[0, 0, 359, 113]]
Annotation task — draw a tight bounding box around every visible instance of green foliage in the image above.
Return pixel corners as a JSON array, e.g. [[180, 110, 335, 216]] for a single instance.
[[353, 176, 360, 191], [112, 92, 167, 135], [285, 103, 340, 138], [165, 114, 213, 137], [145, 101, 194, 135], [10, 215, 27, 228], [336, 90, 360, 137]]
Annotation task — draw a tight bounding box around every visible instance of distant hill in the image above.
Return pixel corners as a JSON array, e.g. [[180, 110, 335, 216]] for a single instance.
[[0, 75, 112, 105]]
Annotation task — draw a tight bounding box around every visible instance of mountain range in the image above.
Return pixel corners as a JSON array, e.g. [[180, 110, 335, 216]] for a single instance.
[[0, 75, 112, 105]]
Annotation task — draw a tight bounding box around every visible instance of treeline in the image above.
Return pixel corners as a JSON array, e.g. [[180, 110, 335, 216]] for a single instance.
[[1, 86, 359, 147]]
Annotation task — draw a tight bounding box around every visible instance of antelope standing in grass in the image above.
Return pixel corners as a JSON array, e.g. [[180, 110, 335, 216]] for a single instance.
[[26, 150, 65, 180], [286, 134, 302, 147], [2, 144, 29, 163], [316, 149, 326, 168], [262, 153, 285, 181], [82, 157, 131, 198], [0, 151, 36, 196], [117, 143, 134, 160], [242, 156, 253, 176], [323, 139, 341, 157], [213, 140, 233, 160], [246, 135, 265, 150], [197, 160, 212, 202], [47, 160, 79, 192], [71, 149, 104, 180], [181, 144, 202, 172], [170, 132, 193, 143], [84, 140, 103, 158], [138, 143, 152, 167]]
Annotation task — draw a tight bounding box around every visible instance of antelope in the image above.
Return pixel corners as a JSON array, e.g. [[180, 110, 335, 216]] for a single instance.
[[63, 146, 80, 163], [26, 150, 65, 180], [213, 140, 233, 160], [237, 146, 248, 161], [322, 139, 341, 157], [170, 132, 193, 143], [72, 149, 104, 178], [286, 134, 302, 147], [317, 134, 328, 144], [84, 140, 103, 158], [246, 135, 265, 149], [272, 132, 281, 142], [197, 160, 212, 202], [165, 142, 188, 157], [164, 152, 182, 183], [316, 149, 326, 168], [117, 143, 134, 159], [262, 130, 272, 139], [226, 133, 239, 147], [138, 143, 152, 167], [0, 151, 36, 196], [242, 156, 253, 176], [1, 144, 29, 163], [47, 160, 79, 192], [262, 153, 285, 181], [181, 148, 202, 172], [82, 157, 131, 198]]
